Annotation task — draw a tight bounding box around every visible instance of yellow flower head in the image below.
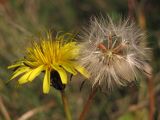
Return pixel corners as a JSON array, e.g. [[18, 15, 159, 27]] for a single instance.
[[8, 32, 89, 94]]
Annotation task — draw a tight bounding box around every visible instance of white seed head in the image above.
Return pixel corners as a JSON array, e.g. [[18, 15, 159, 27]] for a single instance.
[[79, 16, 151, 90]]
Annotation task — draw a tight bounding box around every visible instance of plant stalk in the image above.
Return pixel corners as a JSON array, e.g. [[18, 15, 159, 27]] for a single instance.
[[147, 76, 155, 120], [79, 88, 97, 120], [61, 90, 72, 120]]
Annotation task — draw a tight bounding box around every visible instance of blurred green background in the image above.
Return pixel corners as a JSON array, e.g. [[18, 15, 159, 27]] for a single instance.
[[0, 0, 160, 120]]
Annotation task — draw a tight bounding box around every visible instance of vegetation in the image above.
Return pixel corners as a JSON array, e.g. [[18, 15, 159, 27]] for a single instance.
[[0, 0, 159, 120]]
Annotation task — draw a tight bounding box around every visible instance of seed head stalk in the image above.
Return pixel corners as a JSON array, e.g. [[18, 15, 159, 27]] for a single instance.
[[79, 88, 97, 120]]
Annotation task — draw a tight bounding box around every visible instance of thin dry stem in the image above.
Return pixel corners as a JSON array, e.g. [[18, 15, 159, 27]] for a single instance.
[[17, 101, 55, 120], [0, 96, 11, 120], [135, 0, 155, 119], [147, 76, 155, 120], [79, 88, 97, 120]]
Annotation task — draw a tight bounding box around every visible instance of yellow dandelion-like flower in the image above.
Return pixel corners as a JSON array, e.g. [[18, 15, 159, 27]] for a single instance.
[[8, 32, 89, 94]]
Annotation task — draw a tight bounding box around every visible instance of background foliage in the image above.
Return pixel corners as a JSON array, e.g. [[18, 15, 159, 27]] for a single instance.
[[0, 0, 159, 120]]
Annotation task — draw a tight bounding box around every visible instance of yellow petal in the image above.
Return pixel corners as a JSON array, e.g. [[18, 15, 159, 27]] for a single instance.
[[61, 42, 79, 59], [23, 61, 39, 67], [18, 71, 32, 84], [75, 65, 90, 78], [11, 67, 30, 80], [62, 42, 77, 50], [28, 65, 44, 81], [8, 62, 24, 69], [61, 62, 77, 75], [43, 70, 50, 94], [52, 65, 68, 84]]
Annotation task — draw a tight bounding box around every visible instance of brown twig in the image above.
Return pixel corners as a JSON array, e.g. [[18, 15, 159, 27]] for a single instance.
[[17, 101, 55, 120], [147, 76, 155, 120], [128, 101, 148, 112], [79, 88, 97, 120], [135, 0, 155, 119], [113, 77, 159, 120], [0, 96, 11, 120], [138, 8, 155, 120], [0, 2, 32, 35], [128, 0, 136, 20], [112, 100, 148, 120]]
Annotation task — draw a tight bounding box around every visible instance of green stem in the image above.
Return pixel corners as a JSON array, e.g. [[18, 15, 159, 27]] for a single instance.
[[61, 90, 72, 120], [78, 88, 97, 120]]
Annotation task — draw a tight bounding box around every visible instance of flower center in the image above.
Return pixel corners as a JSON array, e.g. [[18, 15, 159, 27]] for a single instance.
[[50, 71, 66, 90], [106, 50, 113, 57]]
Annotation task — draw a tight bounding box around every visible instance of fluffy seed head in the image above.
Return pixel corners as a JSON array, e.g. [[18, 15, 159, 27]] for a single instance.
[[79, 17, 151, 90]]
